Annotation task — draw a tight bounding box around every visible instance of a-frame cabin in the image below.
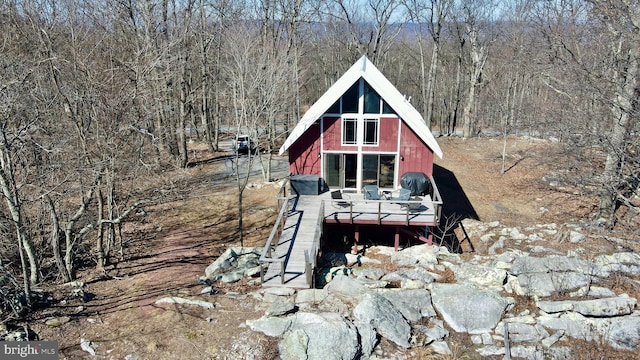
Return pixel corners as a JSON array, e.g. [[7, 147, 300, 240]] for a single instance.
[[260, 56, 444, 288], [280, 56, 443, 188]]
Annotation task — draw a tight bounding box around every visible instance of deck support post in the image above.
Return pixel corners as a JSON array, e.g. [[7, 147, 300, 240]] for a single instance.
[[352, 225, 360, 254], [394, 227, 400, 251]]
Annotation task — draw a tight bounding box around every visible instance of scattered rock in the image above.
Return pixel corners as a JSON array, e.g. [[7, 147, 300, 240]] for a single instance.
[[200, 286, 216, 295], [430, 341, 452, 355], [80, 338, 96, 356], [431, 283, 512, 334], [205, 247, 262, 283], [537, 296, 637, 317], [569, 230, 586, 243], [154, 297, 215, 309], [45, 317, 70, 328], [237, 219, 640, 356], [265, 299, 296, 317]]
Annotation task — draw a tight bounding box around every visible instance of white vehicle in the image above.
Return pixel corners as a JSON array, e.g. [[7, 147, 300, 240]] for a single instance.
[[232, 135, 256, 153]]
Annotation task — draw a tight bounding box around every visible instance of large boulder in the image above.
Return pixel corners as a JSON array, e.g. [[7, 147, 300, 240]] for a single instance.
[[538, 312, 640, 350], [205, 247, 262, 282], [246, 316, 293, 337], [381, 267, 438, 284], [593, 252, 640, 277], [324, 274, 371, 302], [537, 296, 637, 317], [448, 263, 507, 289], [279, 312, 360, 360], [431, 283, 513, 334], [379, 289, 436, 322], [353, 292, 411, 348], [510, 256, 594, 275], [390, 244, 440, 267], [509, 256, 595, 296]]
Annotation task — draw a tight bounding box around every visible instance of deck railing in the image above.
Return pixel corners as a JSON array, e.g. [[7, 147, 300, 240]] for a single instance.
[[304, 200, 324, 288], [429, 175, 443, 224], [259, 178, 324, 288], [326, 194, 443, 226], [259, 179, 295, 284]]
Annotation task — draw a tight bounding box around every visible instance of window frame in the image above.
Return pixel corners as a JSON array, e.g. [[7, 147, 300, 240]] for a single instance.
[[363, 118, 379, 146], [342, 117, 358, 145]]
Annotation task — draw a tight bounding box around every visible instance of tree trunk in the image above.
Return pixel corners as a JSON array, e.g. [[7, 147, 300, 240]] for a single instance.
[[598, 40, 638, 223], [238, 188, 244, 246], [425, 41, 440, 128], [46, 197, 69, 282], [0, 147, 39, 287], [97, 188, 106, 270], [179, 80, 189, 168]]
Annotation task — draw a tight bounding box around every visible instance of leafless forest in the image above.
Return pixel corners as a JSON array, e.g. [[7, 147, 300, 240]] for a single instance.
[[0, 0, 638, 323]]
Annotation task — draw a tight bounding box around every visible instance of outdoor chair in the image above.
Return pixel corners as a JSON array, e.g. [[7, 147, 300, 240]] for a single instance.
[[331, 190, 350, 208], [391, 188, 411, 201], [391, 188, 412, 208], [363, 184, 381, 200]]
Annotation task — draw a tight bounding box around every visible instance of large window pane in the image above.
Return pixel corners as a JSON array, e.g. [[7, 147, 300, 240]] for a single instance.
[[342, 82, 359, 113], [379, 155, 395, 188], [344, 154, 357, 188], [364, 82, 381, 114], [362, 154, 378, 185], [324, 154, 340, 187]]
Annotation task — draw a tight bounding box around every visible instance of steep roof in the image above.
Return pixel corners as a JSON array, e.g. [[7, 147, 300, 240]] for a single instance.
[[279, 55, 443, 158]]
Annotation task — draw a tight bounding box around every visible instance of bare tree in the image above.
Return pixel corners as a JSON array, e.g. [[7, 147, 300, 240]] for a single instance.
[[535, 0, 640, 224], [0, 36, 41, 299], [457, 0, 500, 138], [403, 0, 453, 128]]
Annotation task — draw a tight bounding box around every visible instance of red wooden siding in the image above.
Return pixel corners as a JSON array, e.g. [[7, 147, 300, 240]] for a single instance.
[[287, 116, 435, 182], [322, 117, 344, 151], [362, 116, 398, 152], [289, 122, 321, 175], [398, 121, 434, 178], [322, 116, 399, 152]]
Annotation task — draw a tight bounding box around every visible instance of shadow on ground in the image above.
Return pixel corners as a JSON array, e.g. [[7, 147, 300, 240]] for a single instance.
[[432, 164, 479, 253]]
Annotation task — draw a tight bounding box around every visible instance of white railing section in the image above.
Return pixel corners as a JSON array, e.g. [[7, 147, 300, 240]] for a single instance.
[[259, 179, 295, 284], [304, 200, 324, 288], [326, 197, 443, 226], [429, 175, 443, 224]]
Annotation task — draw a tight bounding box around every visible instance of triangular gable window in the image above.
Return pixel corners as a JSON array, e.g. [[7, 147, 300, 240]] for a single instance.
[[342, 82, 359, 113], [383, 101, 395, 114], [325, 79, 397, 115], [328, 99, 340, 114], [364, 82, 381, 114]]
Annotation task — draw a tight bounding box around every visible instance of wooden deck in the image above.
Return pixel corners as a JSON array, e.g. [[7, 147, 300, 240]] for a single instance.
[[261, 195, 323, 288], [324, 191, 437, 226], [261, 190, 441, 289]]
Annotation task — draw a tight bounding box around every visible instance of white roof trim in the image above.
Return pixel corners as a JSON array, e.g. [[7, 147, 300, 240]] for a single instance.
[[279, 56, 443, 159]]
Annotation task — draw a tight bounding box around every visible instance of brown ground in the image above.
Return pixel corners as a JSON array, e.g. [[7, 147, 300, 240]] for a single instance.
[[28, 137, 639, 359]]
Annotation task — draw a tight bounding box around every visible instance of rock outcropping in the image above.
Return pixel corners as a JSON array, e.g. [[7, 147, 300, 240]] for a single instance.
[[206, 220, 640, 359]]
